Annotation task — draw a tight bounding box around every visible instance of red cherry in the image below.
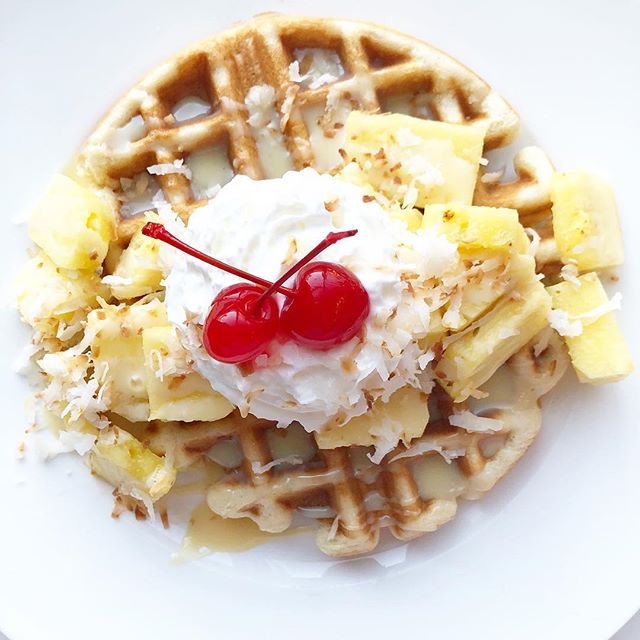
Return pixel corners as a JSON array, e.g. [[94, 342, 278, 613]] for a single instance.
[[142, 223, 371, 364], [281, 262, 370, 349], [203, 283, 279, 364]]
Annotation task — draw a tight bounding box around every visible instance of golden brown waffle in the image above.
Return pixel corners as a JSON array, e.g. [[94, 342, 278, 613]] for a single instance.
[[77, 13, 520, 220], [73, 14, 569, 556], [128, 333, 567, 557]]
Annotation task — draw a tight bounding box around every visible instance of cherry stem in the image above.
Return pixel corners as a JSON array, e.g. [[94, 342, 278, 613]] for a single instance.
[[253, 229, 358, 312], [141, 222, 296, 297]]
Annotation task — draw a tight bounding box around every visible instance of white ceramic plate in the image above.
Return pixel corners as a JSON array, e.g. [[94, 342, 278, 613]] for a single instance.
[[1, 1, 639, 639]]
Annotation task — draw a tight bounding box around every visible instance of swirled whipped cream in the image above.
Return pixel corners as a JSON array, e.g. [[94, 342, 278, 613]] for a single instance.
[[163, 168, 458, 431]]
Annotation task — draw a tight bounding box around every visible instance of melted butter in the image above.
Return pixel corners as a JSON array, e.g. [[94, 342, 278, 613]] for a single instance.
[[382, 92, 433, 119], [175, 501, 309, 561], [468, 364, 516, 413], [246, 99, 294, 179], [266, 422, 316, 462], [302, 100, 350, 171], [172, 96, 211, 122], [187, 146, 233, 198], [176, 502, 277, 558], [479, 434, 507, 458], [206, 437, 243, 469], [171, 459, 226, 496], [412, 455, 467, 501]]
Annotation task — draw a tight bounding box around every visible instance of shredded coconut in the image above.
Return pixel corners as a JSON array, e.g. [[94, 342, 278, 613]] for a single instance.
[[560, 262, 581, 286], [245, 85, 277, 128], [147, 159, 192, 179], [449, 411, 504, 433], [58, 430, 97, 456], [525, 227, 541, 257], [390, 439, 466, 464], [575, 292, 622, 323], [102, 274, 133, 287], [480, 169, 504, 184], [327, 515, 340, 541], [250, 455, 304, 474], [290, 48, 345, 89], [549, 309, 583, 337], [418, 350, 435, 370]]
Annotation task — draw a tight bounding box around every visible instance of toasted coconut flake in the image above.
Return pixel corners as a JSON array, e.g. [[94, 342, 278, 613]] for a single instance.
[[449, 411, 503, 433]]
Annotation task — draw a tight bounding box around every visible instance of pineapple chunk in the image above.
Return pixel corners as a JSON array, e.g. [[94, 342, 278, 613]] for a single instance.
[[422, 204, 530, 254], [550, 170, 624, 271], [109, 215, 164, 300], [345, 111, 485, 207], [547, 273, 633, 383], [15, 251, 107, 338], [336, 161, 376, 195], [315, 386, 428, 449], [142, 326, 233, 422], [29, 174, 116, 270], [337, 161, 423, 231], [87, 299, 167, 421], [435, 256, 551, 401], [441, 259, 512, 331], [389, 206, 423, 232], [441, 254, 534, 332], [89, 425, 176, 503]]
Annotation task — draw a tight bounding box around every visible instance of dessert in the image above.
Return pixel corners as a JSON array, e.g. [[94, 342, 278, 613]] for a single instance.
[[13, 14, 633, 557]]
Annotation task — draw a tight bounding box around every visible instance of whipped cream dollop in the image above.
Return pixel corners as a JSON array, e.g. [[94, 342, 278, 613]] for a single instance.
[[163, 169, 458, 431]]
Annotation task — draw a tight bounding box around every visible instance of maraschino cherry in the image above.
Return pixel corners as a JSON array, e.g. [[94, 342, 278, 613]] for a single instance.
[[141, 222, 370, 363]]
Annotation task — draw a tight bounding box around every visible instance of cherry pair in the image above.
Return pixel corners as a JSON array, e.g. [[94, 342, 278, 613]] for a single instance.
[[142, 222, 370, 364]]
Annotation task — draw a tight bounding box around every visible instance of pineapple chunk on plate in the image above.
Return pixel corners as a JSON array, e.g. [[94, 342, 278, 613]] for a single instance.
[[422, 204, 530, 254], [441, 258, 512, 331], [87, 298, 168, 422], [89, 425, 176, 504], [336, 161, 423, 231], [547, 273, 633, 384], [108, 214, 164, 300], [142, 326, 233, 422], [435, 255, 551, 401], [550, 170, 624, 271], [345, 111, 485, 208], [15, 251, 107, 338], [315, 386, 428, 450], [29, 174, 116, 270]]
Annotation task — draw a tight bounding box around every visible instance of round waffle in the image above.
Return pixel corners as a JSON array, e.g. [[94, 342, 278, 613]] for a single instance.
[[73, 14, 568, 556]]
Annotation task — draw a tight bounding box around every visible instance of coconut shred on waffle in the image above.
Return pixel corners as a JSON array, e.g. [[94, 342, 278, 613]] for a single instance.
[[13, 14, 633, 557]]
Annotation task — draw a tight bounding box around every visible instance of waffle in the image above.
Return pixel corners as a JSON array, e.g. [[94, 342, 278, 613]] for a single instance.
[[77, 13, 520, 220], [127, 332, 568, 557], [72, 14, 569, 556]]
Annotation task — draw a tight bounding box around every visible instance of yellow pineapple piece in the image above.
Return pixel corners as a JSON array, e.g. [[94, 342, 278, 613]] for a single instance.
[[435, 256, 551, 401], [441, 254, 532, 332], [345, 111, 485, 207], [109, 214, 164, 300], [87, 298, 167, 422], [336, 161, 375, 194], [89, 425, 176, 503], [422, 204, 530, 254], [15, 251, 107, 338], [336, 161, 423, 231], [142, 326, 233, 422], [315, 386, 428, 449], [29, 174, 116, 270], [389, 206, 423, 232], [550, 170, 624, 271], [547, 273, 633, 383]]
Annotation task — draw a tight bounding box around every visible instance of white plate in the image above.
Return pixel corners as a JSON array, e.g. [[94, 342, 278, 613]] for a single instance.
[[1, 1, 639, 639]]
